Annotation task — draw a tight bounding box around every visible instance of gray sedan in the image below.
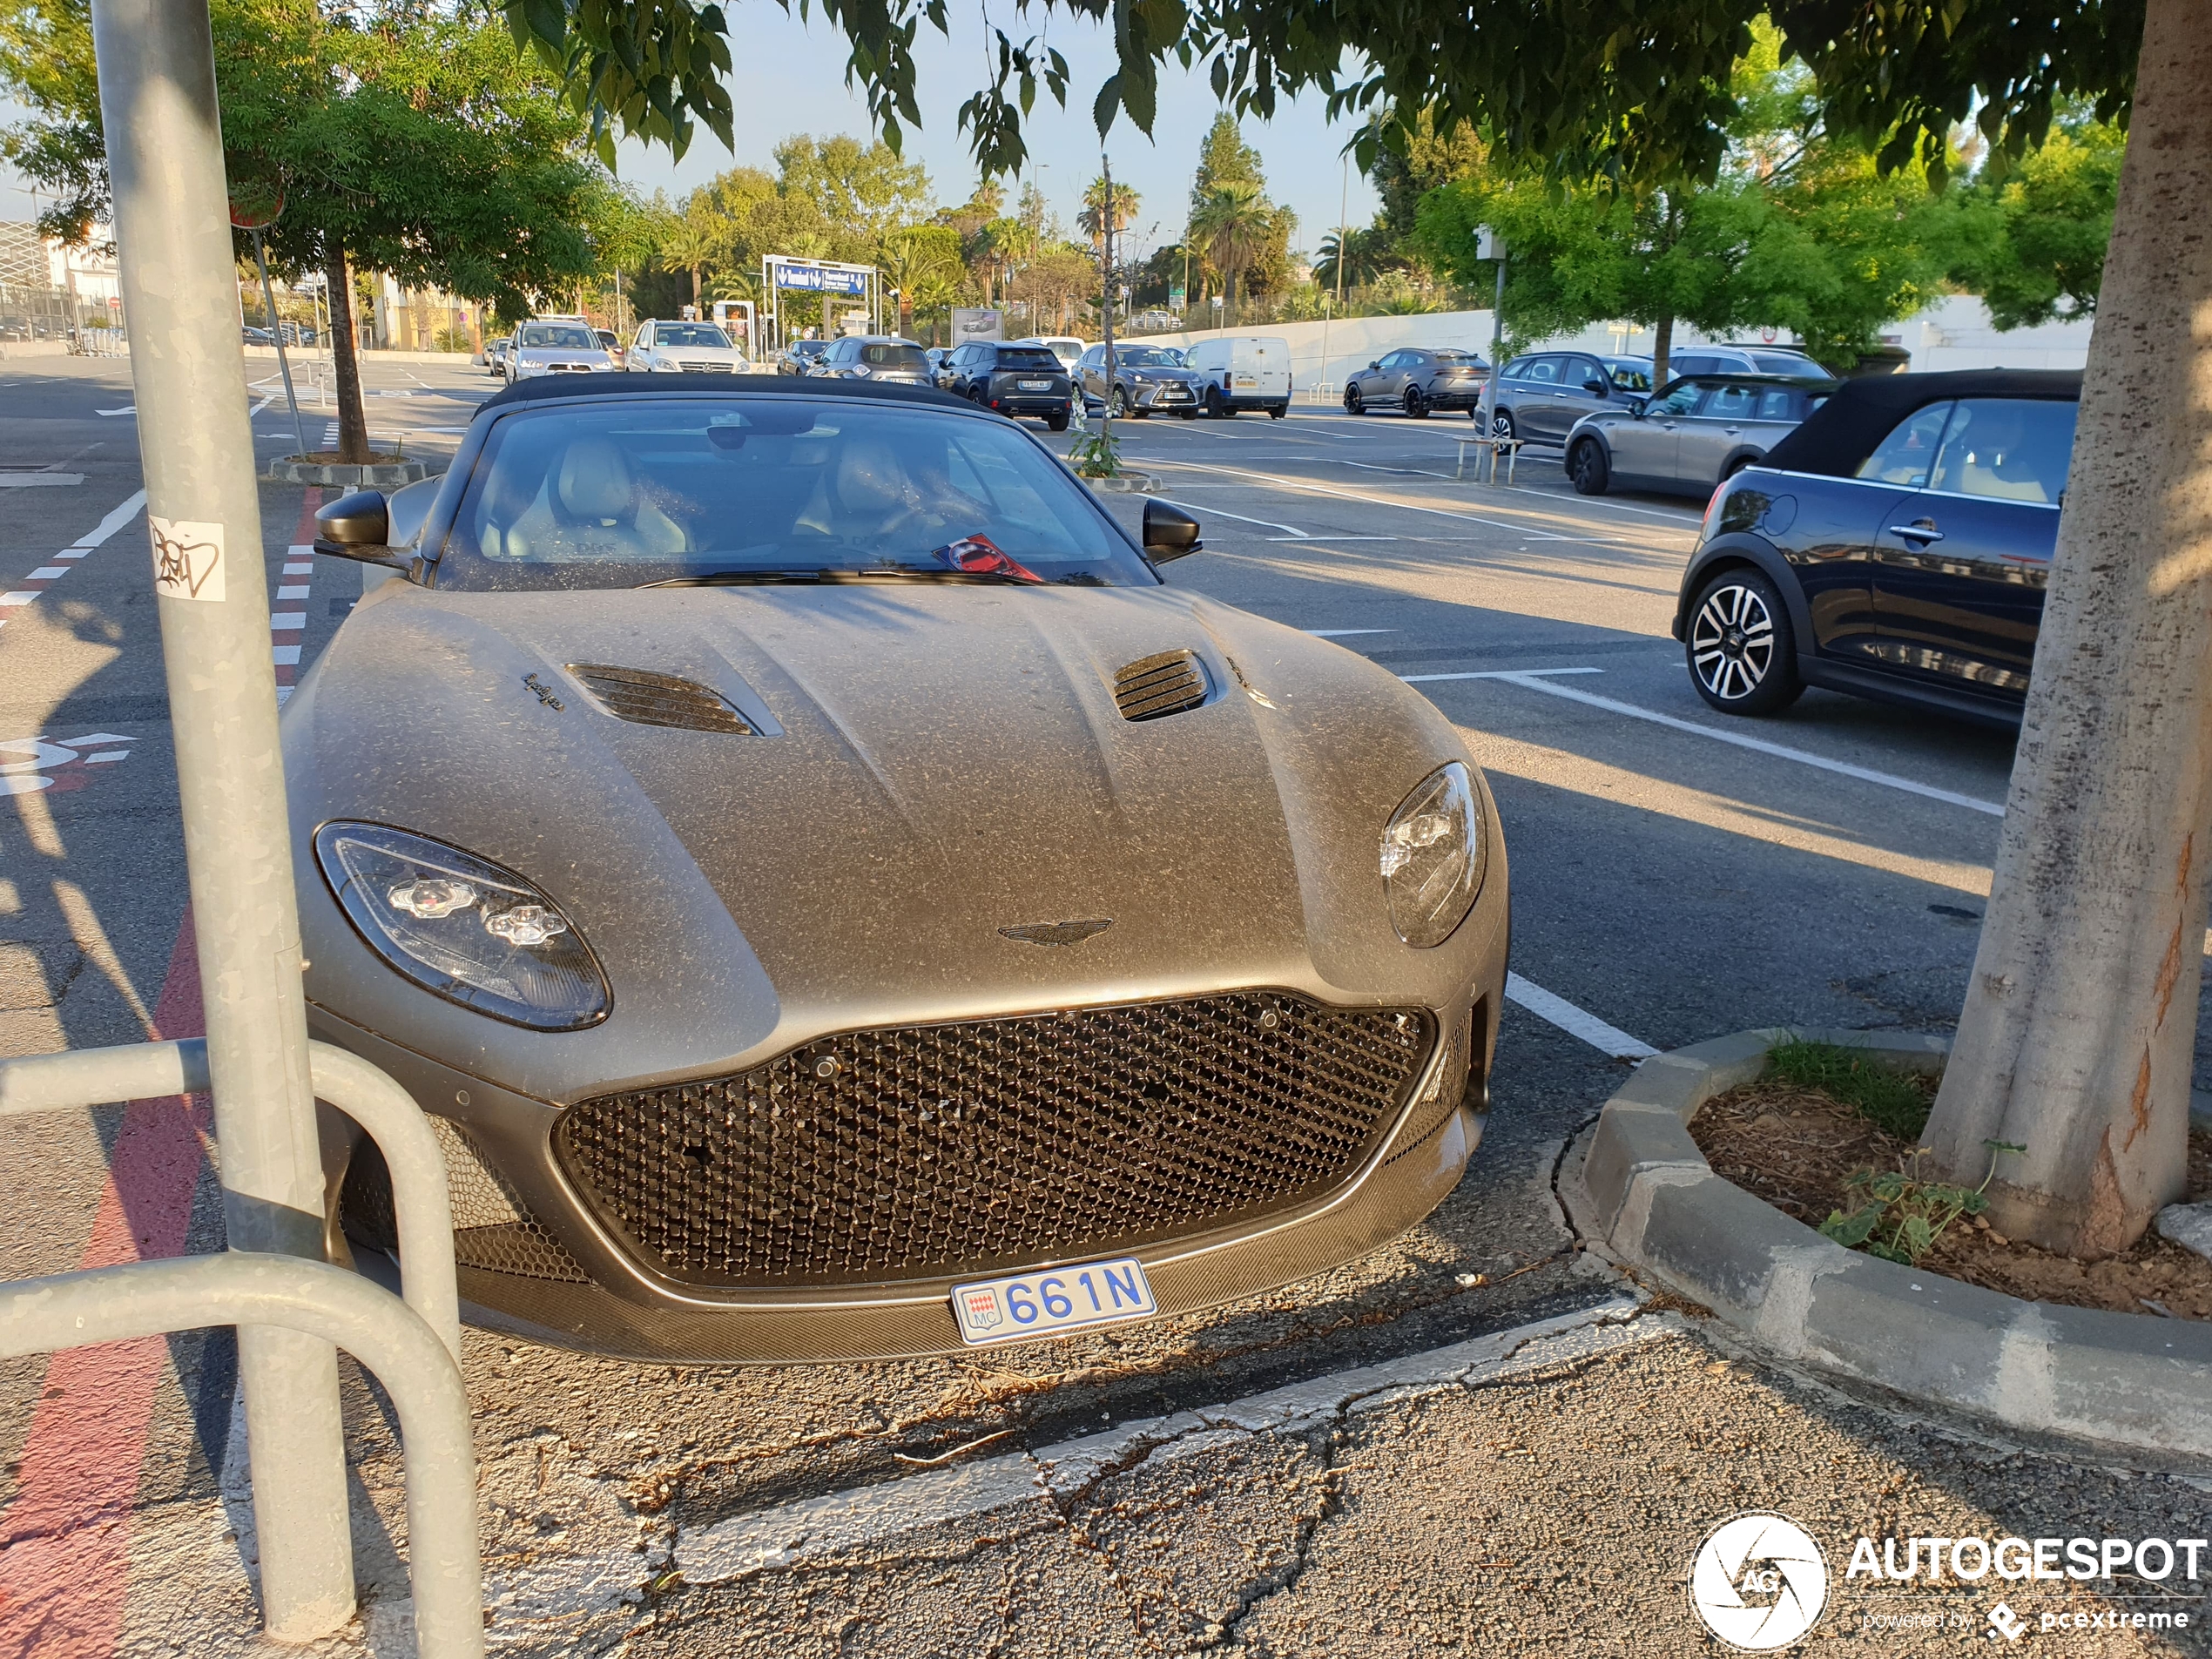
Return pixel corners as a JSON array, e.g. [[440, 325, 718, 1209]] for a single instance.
[[1076, 343, 1205, 418], [1343, 348, 1491, 419], [1562, 374, 1831, 497]]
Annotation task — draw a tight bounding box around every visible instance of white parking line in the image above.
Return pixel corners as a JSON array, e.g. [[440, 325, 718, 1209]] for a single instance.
[[1443, 670, 2006, 817], [1504, 973, 1657, 1058], [1152, 496, 1308, 537], [1307, 629, 1395, 638], [0, 489, 146, 631]]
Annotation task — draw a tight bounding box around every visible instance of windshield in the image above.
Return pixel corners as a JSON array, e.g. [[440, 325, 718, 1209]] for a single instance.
[[860, 342, 928, 368], [1114, 347, 1186, 368], [1606, 362, 1654, 391], [438, 398, 1155, 592], [1751, 351, 1823, 376], [657, 323, 733, 349], [522, 324, 597, 349]]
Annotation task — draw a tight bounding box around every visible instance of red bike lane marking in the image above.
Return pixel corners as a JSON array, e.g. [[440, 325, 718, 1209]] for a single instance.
[[0, 918, 211, 1658], [273, 489, 322, 700]]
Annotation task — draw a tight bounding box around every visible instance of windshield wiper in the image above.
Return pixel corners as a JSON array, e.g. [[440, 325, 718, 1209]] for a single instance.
[[637, 565, 1041, 590]]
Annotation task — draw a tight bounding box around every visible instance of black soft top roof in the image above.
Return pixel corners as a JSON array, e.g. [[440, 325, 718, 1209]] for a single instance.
[[477, 370, 976, 416], [1758, 369, 2081, 477]]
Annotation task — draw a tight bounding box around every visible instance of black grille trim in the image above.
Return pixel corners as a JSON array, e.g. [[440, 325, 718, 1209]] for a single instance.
[[554, 991, 1436, 1289], [567, 664, 754, 733], [341, 1122, 590, 1283], [1114, 650, 1211, 721]]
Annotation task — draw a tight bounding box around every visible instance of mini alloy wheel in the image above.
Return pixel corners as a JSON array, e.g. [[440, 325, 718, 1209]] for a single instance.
[[1687, 570, 1804, 715], [1569, 438, 1610, 496]]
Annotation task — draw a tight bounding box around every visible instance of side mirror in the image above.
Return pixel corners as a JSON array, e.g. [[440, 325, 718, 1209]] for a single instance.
[[313, 489, 410, 570], [1142, 500, 1204, 563], [1627, 395, 1650, 418], [1583, 377, 1608, 396], [1367, 360, 1380, 370]]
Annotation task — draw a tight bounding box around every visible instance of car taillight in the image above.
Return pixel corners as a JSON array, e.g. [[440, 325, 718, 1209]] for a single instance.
[[1698, 481, 1729, 544]]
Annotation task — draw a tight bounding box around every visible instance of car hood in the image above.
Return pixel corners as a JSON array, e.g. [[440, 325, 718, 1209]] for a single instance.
[[283, 583, 1485, 1100]]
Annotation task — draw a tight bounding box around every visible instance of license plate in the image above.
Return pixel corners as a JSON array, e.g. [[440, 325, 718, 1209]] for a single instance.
[[952, 1256, 1157, 1345], [1233, 375, 1257, 387], [1018, 378, 1051, 389]]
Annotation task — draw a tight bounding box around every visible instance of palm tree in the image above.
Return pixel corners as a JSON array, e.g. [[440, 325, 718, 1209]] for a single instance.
[[877, 226, 964, 339], [1313, 226, 1389, 294], [1077, 177, 1141, 252], [1188, 180, 1274, 326], [657, 204, 722, 309]]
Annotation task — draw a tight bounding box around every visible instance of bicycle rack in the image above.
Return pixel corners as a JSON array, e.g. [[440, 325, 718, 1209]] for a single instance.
[[0, 1038, 483, 1659]]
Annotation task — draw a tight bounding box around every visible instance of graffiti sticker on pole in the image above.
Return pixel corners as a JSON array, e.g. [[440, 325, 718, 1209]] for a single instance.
[[149, 516, 226, 601]]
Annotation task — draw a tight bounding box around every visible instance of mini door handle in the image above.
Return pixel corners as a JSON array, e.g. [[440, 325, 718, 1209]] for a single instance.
[[1889, 523, 1944, 543]]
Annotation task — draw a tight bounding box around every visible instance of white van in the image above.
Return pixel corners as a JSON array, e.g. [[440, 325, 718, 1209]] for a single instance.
[[1180, 335, 1292, 418]]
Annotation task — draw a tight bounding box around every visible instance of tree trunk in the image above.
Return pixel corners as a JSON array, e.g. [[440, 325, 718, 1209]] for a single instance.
[[1650, 311, 1673, 389], [1920, 0, 2212, 1256], [691, 267, 702, 308], [325, 244, 370, 465]]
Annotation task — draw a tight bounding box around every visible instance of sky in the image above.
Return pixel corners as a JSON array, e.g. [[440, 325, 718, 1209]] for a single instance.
[[0, 10, 1380, 257]]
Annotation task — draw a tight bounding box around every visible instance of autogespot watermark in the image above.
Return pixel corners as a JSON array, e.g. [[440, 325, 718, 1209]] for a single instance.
[[1687, 1512, 2206, 1649]]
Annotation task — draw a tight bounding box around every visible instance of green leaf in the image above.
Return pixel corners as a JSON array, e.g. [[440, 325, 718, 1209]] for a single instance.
[[1898, 1214, 1935, 1259], [1819, 1204, 1882, 1247]]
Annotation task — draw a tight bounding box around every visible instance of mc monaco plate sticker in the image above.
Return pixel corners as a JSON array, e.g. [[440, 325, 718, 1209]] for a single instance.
[[952, 1256, 1157, 1345]]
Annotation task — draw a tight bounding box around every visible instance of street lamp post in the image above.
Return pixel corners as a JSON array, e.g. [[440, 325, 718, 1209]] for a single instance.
[[1477, 225, 1506, 442], [1098, 152, 1117, 442]]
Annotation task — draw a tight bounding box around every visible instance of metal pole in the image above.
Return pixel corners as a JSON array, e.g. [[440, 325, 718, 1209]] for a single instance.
[[252, 227, 310, 457], [1098, 153, 1116, 442], [87, 0, 356, 1638]]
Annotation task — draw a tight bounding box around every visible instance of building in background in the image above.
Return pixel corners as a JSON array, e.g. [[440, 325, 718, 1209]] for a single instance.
[[370, 273, 483, 352], [0, 223, 124, 343]]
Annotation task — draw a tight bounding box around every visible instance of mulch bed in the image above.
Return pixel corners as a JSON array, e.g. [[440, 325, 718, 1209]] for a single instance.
[[1689, 1077, 2212, 1322]]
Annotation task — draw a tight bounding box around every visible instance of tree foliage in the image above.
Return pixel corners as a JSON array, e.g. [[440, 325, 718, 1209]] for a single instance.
[[1947, 116, 2125, 329], [506, 0, 2139, 196]]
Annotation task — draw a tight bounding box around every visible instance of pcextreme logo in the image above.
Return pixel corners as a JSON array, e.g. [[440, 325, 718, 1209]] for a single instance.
[[1689, 1513, 1830, 1650]]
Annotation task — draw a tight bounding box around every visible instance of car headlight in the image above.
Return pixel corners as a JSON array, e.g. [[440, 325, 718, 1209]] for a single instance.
[[651, 358, 681, 370], [313, 822, 610, 1029], [1379, 762, 1486, 948]]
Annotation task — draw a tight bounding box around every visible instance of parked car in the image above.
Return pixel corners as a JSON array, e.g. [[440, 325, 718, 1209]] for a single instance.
[[1671, 369, 2081, 725], [296, 374, 1508, 1363], [924, 347, 954, 375], [242, 325, 275, 347], [1668, 343, 1836, 381], [1182, 336, 1293, 418], [1017, 335, 1089, 370], [509, 318, 615, 381], [1076, 343, 1205, 418], [778, 339, 831, 377], [629, 319, 750, 374], [485, 336, 512, 379], [1343, 348, 1491, 419], [810, 335, 934, 387], [594, 329, 625, 368], [934, 340, 1074, 429], [1563, 374, 1831, 497], [1487, 352, 1653, 443]]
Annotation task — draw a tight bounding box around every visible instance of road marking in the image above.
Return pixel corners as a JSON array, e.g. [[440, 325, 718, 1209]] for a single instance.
[[1307, 629, 1395, 637], [0, 914, 212, 1656], [0, 732, 140, 795], [674, 1300, 1659, 1585], [1504, 972, 1657, 1058], [1487, 481, 1703, 525], [1266, 535, 1402, 543], [1332, 459, 1456, 479], [1400, 667, 1604, 684], [1152, 496, 1308, 537], [0, 489, 145, 631], [1443, 670, 2006, 816], [272, 521, 320, 702], [1152, 459, 1671, 550], [0, 472, 84, 487]]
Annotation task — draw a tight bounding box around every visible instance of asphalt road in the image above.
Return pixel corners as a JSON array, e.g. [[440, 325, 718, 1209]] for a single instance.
[[3, 363, 2208, 1656]]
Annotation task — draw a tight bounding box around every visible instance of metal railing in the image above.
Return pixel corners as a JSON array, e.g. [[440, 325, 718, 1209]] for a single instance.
[[0, 1039, 483, 1658]]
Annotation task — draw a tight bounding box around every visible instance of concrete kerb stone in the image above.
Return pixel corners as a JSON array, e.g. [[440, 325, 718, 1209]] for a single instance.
[[1083, 471, 1163, 495], [1572, 1027, 2212, 1466], [266, 455, 430, 488]]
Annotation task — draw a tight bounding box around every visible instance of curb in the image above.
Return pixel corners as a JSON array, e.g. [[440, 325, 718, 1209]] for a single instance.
[[1083, 472, 1161, 495], [1565, 1026, 2212, 1466], [266, 456, 429, 489]]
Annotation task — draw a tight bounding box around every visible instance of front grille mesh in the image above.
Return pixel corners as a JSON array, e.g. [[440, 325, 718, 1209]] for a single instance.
[[341, 1116, 589, 1282], [1114, 650, 1211, 721], [568, 664, 754, 733], [678, 360, 737, 373], [555, 992, 1433, 1288]]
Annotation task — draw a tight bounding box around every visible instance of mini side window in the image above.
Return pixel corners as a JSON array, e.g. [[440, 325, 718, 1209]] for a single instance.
[[1858, 402, 1956, 489], [1927, 398, 2079, 505]]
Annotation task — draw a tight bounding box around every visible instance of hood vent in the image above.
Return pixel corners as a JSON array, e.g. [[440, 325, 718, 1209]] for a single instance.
[[567, 664, 755, 734], [1114, 650, 1211, 722]]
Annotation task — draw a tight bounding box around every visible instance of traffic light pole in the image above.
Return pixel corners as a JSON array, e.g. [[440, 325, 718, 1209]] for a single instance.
[[88, 0, 356, 1635]]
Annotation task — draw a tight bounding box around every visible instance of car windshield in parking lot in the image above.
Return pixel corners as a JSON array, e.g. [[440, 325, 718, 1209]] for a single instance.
[[441, 397, 1150, 590], [1112, 347, 1186, 367], [657, 323, 732, 348], [521, 323, 597, 349]]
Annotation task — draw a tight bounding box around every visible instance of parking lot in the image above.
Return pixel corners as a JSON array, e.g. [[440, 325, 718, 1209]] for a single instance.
[[4, 358, 2209, 1655]]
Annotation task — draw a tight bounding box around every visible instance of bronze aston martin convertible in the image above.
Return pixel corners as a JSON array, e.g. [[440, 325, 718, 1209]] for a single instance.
[[290, 374, 1509, 1362]]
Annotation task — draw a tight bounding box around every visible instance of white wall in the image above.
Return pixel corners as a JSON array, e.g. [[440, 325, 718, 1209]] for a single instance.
[[1134, 293, 2088, 397]]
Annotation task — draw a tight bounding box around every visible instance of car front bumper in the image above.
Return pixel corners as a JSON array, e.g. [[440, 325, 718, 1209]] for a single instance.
[[313, 968, 1501, 1365]]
